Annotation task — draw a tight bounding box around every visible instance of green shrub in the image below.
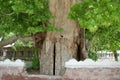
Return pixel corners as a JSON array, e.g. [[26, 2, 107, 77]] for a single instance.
[[88, 50, 98, 61], [32, 56, 39, 70]]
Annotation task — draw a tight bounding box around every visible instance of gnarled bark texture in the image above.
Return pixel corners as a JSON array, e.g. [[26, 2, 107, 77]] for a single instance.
[[40, 0, 81, 75]]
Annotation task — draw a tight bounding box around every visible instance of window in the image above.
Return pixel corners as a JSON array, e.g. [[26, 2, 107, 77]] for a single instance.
[[28, 51, 33, 57], [0, 51, 3, 56], [6, 51, 13, 59], [19, 51, 24, 57]]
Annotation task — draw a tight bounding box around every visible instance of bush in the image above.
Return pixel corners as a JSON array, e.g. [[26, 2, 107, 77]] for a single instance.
[[88, 50, 98, 61], [32, 56, 39, 70]]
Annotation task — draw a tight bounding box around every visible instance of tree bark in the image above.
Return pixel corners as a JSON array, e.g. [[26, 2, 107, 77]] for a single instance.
[[80, 28, 88, 60], [40, 0, 82, 76], [113, 51, 118, 61]]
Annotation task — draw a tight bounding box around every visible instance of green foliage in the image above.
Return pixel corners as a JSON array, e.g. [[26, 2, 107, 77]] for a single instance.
[[91, 26, 120, 51], [31, 48, 39, 70], [13, 40, 34, 47], [69, 0, 120, 32], [32, 55, 39, 70], [0, 0, 55, 37], [3, 32, 15, 40], [26, 48, 39, 72], [10, 40, 34, 52], [69, 0, 120, 52], [88, 50, 98, 61]]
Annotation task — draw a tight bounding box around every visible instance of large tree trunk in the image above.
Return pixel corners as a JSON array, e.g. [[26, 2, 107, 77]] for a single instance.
[[40, 0, 82, 75]]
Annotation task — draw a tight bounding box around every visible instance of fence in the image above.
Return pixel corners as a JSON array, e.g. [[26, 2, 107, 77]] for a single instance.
[[97, 51, 120, 61]]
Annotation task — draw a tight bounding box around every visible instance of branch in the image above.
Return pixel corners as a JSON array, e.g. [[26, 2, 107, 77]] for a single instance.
[[0, 10, 14, 16], [19, 37, 33, 43], [0, 36, 33, 48]]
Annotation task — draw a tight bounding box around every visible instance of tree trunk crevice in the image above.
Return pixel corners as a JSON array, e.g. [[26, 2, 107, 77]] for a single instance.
[[53, 43, 56, 75], [39, 0, 82, 75]]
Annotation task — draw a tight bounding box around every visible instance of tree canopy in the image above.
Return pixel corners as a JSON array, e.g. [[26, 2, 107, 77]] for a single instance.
[[69, 0, 120, 51], [0, 0, 61, 47], [0, 0, 61, 37]]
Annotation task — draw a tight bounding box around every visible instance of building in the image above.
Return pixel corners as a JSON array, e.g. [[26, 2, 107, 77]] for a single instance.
[[0, 45, 38, 61]]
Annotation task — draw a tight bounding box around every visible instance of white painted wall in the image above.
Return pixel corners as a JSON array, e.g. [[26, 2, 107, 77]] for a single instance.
[[65, 58, 120, 68]]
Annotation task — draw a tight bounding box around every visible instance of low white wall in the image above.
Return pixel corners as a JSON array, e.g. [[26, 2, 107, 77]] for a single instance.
[[65, 58, 120, 68], [64, 59, 120, 80], [0, 59, 26, 80]]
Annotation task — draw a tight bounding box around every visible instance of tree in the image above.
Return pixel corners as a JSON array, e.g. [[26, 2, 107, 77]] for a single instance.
[[40, 0, 82, 75], [91, 26, 120, 61], [68, 0, 120, 61], [0, 0, 59, 47], [0, 0, 84, 76], [0, 0, 59, 74]]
